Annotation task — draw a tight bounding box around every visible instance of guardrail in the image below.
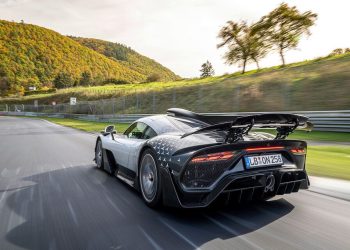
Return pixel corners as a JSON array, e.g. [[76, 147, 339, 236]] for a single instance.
[[1, 110, 350, 132]]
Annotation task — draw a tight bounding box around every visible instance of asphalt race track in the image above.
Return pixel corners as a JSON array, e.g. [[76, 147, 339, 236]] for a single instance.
[[1, 116, 350, 250]]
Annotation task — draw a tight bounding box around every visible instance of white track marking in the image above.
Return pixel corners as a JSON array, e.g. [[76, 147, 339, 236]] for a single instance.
[[106, 196, 125, 217], [219, 212, 303, 248], [204, 215, 263, 250], [159, 218, 200, 250], [0, 184, 9, 203], [67, 200, 79, 226], [138, 226, 163, 250], [15, 167, 21, 176]]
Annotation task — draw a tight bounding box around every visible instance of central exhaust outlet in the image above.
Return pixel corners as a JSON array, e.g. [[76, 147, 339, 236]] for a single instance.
[[265, 174, 275, 192]]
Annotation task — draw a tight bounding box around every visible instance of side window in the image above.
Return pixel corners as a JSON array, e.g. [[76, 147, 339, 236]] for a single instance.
[[125, 122, 147, 139], [142, 126, 157, 139]]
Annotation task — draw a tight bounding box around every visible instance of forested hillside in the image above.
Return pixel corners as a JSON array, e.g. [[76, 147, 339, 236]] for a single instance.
[[2, 53, 349, 113], [0, 20, 177, 96], [70, 37, 179, 81]]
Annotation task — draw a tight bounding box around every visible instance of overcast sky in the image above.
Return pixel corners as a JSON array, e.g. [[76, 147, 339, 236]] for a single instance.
[[1, 0, 349, 77]]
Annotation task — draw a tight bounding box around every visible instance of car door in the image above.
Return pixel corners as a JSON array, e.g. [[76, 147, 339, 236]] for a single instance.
[[127, 125, 158, 172], [105, 122, 141, 169]]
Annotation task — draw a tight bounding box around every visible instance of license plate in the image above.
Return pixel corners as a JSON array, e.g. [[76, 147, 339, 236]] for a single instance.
[[245, 154, 283, 168]]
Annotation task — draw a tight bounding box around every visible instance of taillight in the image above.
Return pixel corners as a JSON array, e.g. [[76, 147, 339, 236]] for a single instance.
[[190, 151, 235, 163], [245, 146, 284, 152], [290, 148, 306, 155]]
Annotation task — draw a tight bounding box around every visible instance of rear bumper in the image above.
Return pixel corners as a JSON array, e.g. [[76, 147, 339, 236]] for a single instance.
[[161, 166, 308, 208]]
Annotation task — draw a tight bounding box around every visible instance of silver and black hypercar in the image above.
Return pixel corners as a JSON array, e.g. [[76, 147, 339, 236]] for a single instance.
[[94, 108, 312, 208]]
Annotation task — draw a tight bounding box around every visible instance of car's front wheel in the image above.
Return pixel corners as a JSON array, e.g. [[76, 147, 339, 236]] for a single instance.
[[139, 149, 162, 208], [95, 140, 104, 169]]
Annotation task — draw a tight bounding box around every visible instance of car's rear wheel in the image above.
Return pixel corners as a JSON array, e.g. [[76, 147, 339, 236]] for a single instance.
[[139, 149, 162, 208], [95, 140, 104, 169]]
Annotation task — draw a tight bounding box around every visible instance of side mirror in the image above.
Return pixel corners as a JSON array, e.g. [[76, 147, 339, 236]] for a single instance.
[[101, 125, 117, 139], [105, 125, 115, 133]]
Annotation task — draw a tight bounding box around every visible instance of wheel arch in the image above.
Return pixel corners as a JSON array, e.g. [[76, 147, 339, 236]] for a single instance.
[[95, 136, 102, 151], [135, 144, 155, 190]]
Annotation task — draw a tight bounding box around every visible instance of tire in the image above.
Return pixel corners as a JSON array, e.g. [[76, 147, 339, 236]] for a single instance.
[[139, 149, 162, 208], [95, 140, 104, 169]]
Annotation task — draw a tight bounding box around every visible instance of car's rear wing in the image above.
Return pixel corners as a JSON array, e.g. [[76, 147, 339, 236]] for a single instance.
[[180, 113, 313, 142]]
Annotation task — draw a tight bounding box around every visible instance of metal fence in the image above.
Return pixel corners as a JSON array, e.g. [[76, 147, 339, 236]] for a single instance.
[[1, 110, 350, 133], [1, 76, 349, 114]]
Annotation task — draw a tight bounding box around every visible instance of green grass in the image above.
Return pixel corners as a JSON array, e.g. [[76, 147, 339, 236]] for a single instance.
[[1, 53, 350, 114], [256, 129, 350, 142], [307, 146, 350, 180], [289, 131, 350, 142], [38, 117, 350, 180], [36, 117, 350, 142], [39, 117, 130, 133]]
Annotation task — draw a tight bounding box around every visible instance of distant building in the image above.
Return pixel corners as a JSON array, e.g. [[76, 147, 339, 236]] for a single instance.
[[28, 86, 36, 91]]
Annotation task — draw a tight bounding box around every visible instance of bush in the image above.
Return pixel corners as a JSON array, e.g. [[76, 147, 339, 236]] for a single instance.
[[24, 88, 57, 96], [103, 78, 130, 85], [146, 73, 162, 82]]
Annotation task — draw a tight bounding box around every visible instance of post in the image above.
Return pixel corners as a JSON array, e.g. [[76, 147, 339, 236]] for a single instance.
[[123, 94, 126, 113], [283, 83, 290, 110], [112, 98, 115, 116], [197, 86, 203, 112], [234, 85, 240, 112], [172, 88, 176, 107], [136, 91, 139, 111], [152, 91, 156, 113]]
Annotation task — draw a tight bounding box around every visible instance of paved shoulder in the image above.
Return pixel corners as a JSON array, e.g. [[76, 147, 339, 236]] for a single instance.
[[309, 176, 350, 201]]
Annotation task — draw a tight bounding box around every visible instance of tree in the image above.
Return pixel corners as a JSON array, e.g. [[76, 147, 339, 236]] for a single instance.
[[345, 48, 350, 53], [53, 72, 73, 89], [218, 21, 267, 73], [329, 48, 344, 56], [259, 3, 317, 66], [80, 71, 92, 86], [146, 73, 161, 82], [249, 23, 271, 70], [218, 21, 251, 74], [200, 60, 215, 77], [0, 76, 10, 96]]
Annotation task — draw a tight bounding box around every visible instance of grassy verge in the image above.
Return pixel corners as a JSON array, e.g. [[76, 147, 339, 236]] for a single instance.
[[307, 146, 350, 180], [255, 129, 350, 142], [288, 131, 350, 142], [39, 117, 130, 133], [38, 117, 350, 142]]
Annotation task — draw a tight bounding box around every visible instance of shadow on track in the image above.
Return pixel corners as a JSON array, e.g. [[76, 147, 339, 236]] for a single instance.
[[4, 165, 294, 250]]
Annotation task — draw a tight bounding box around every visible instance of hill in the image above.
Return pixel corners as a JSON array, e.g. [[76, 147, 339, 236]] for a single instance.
[[70, 37, 178, 81], [0, 20, 177, 95], [1, 53, 349, 114]]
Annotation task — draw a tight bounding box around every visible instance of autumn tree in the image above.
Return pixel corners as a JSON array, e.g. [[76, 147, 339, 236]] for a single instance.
[[258, 3, 317, 66], [249, 23, 271, 70], [200, 60, 215, 77], [218, 21, 268, 73], [218, 21, 251, 74]]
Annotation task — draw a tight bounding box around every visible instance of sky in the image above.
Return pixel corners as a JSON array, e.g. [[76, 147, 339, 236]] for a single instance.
[[0, 0, 349, 77]]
